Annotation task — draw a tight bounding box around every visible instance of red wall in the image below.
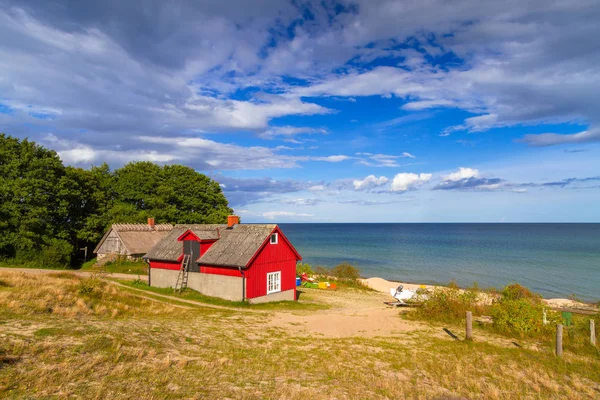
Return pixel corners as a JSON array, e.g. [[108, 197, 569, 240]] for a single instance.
[[245, 228, 298, 299], [199, 265, 242, 277], [150, 260, 180, 270]]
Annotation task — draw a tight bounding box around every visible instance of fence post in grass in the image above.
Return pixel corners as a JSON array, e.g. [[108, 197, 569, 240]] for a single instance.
[[591, 320, 596, 346], [466, 311, 473, 341], [556, 324, 563, 357]]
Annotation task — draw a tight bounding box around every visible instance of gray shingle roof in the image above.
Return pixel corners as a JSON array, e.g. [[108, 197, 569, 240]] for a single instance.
[[142, 227, 188, 261], [143, 224, 279, 267], [143, 224, 226, 261], [199, 224, 276, 268], [176, 224, 224, 241]]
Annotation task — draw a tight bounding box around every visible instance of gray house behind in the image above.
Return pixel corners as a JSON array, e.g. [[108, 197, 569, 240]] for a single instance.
[[94, 219, 173, 262]]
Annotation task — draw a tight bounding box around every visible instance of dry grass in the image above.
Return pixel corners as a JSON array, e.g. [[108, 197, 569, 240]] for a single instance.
[[0, 270, 599, 399]]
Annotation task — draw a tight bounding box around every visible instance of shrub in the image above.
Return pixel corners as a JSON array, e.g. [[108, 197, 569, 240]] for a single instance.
[[296, 262, 314, 276], [411, 284, 484, 323], [78, 276, 103, 295], [314, 266, 330, 276], [490, 285, 557, 337], [501, 283, 540, 302], [490, 299, 554, 337], [40, 239, 74, 268], [331, 262, 361, 281]]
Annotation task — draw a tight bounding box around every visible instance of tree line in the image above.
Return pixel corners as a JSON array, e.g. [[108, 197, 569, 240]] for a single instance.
[[0, 134, 233, 267]]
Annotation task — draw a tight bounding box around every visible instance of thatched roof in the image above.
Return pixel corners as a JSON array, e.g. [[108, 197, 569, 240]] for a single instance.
[[94, 223, 174, 255], [112, 224, 173, 232], [199, 225, 277, 268], [144, 224, 281, 268]]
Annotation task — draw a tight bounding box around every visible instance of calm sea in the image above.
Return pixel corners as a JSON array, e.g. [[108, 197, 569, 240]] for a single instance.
[[279, 223, 600, 301]]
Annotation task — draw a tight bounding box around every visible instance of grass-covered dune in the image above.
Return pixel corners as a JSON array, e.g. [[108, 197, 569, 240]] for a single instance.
[[0, 270, 599, 399]]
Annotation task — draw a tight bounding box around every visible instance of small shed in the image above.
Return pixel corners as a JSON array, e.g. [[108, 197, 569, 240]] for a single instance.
[[94, 219, 173, 262], [144, 216, 302, 303]]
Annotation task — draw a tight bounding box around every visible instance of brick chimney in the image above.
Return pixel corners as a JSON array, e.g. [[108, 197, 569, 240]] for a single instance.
[[227, 215, 239, 227], [148, 217, 155, 229]]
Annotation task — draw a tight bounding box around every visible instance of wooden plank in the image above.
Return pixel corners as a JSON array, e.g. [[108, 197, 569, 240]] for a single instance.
[[553, 307, 597, 316]]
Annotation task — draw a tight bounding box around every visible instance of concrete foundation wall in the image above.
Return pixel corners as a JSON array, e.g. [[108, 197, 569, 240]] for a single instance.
[[150, 268, 293, 303], [248, 289, 295, 304], [150, 268, 179, 288], [149, 268, 244, 301], [187, 273, 244, 302]]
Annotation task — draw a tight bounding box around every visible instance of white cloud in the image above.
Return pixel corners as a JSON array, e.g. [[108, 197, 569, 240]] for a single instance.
[[390, 173, 432, 192], [312, 155, 351, 162], [445, 167, 480, 182], [355, 152, 414, 167], [262, 211, 314, 220], [401, 99, 457, 110], [518, 128, 600, 147], [259, 126, 328, 140], [353, 175, 389, 190]]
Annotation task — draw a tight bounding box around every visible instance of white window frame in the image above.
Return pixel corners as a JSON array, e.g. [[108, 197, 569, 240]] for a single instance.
[[270, 233, 278, 244], [267, 271, 281, 294]]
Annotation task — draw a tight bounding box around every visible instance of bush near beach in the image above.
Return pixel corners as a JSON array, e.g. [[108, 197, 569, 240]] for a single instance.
[[297, 261, 367, 289], [408, 282, 599, 357]]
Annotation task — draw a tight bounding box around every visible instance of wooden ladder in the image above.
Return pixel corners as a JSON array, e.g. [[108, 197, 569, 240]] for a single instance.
[[175, 254, 191, 293]]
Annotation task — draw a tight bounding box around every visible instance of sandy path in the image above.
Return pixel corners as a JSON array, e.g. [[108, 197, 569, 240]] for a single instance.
[[269, 305, 418, 338], [268, 287, 421, 338]]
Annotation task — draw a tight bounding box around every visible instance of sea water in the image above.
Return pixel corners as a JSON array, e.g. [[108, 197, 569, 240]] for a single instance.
[[279, 223, 600, 301]]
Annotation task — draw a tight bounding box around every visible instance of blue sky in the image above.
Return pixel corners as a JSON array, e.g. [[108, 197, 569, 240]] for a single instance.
[[1, 0, 600, 222]]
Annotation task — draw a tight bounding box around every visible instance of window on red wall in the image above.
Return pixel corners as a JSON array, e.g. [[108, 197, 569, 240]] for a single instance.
[[270, 233, 278, 244], [267, 271, 281, 294]]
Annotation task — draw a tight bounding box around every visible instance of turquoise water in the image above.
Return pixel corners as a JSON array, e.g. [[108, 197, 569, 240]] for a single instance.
[[279, 223, 600, 301]]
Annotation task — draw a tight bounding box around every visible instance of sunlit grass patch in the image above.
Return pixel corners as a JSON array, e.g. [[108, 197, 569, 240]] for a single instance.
[[0, 271, 184, 319], [116, 279, 329, 311], [33, 328, 62, 338]]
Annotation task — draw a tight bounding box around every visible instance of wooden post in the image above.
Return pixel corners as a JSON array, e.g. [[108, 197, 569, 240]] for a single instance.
[[591, 320, 596, 346], [556, 324, 563, 357], [466, 311, 473, 341]]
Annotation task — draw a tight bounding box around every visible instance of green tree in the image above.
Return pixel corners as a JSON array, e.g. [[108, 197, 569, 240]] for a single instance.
[[0, 134, 233, 267], [55, 163, 115, 261], [0, 133, 71, 264], [111, 162, 232, 224]]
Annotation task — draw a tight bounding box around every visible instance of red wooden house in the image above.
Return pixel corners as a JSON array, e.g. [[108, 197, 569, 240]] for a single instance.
[[143, 216, 302, 303]]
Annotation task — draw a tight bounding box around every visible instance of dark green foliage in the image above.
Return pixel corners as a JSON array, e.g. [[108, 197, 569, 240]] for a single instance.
[[330, 262, 361, 280], [309, 262, 367, 288], [0, 134, 233, 268], [490, 284, 558, 337], [500, 283, 540, 302], [296, 262, 314, 276], [0, 134, 67, 264], [411, 283, 485, 324], [111, 162, 231, 224]]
